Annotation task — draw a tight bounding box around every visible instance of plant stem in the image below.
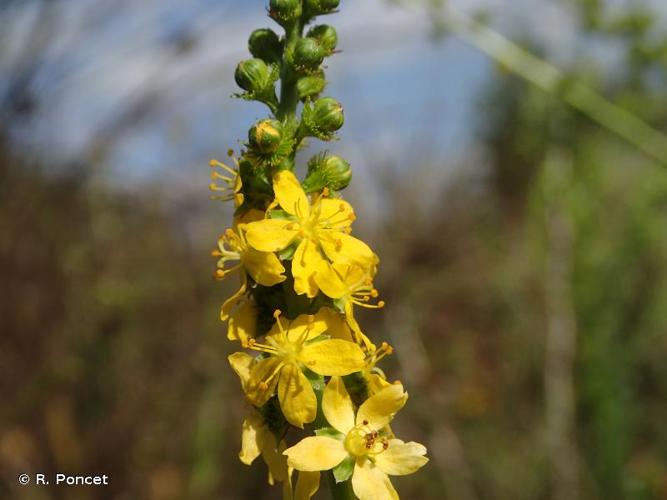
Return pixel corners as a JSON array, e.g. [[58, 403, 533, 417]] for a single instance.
[[277, 21, 303, 121], [440, 7, 667, 167]]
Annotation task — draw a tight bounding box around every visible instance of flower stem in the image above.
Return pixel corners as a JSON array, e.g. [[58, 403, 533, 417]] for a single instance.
[[277, 20, 303, 121]]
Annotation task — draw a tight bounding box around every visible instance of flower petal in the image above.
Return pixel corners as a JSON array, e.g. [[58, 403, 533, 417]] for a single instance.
[[284, 436, 348, 471], [316, 308, 354, 343], [356, 383, 407, 430], [292, 239, 328, 298], [246, 219, 299, 252], [228, 352, 254, 388], [278, 364, 317, 428], [375, 439, 429, 476], [301, 339, 365, 376], [227, 300, 257, 346], [322, 376, 355, 434], [317, 198, 354, 231], [262, 437, 289, 483], [351, 458, 398, 500], [282, 313, 328, 343], [239, 411, 266, 465], [313, 261, 348, 299], [295, 471, 320, 500], [220, 275, 247, 321], [247, 357, 282, 406], [274, 170, 310, 219], [319, 232, 378, 267], [242, 248, 286, 286]]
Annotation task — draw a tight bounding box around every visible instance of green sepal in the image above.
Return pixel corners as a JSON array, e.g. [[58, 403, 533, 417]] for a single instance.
[[332, 455, 355, 483], [277, 243, 297, 260], [315, 427, 345, 439], [303, 367, 325, 392], [268, 209, 292, 220]]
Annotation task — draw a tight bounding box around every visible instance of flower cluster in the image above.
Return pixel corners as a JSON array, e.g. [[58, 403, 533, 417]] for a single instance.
[[212, 1, 428, 498]]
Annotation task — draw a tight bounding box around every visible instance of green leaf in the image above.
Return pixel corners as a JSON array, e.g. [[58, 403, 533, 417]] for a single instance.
[[303, 368, 325, 392], [332, 455, 355, 483]]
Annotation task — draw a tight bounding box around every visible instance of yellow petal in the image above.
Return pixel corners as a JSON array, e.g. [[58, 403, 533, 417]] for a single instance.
[[262, 437, 289, 483], [247, 357, 282, 407], [375, 439, 429, 476], [274, 170, 310, 219], [366, 372, 392, 396], [235, 208, 265, 225], [356, 383, 407, 430], [315, 308, 354, 343], [277, 364, 317, 428], [319, 232, 378, 267], [228, 352, 254, 388], [313, 260, 348, 299], [239, 411, 266, 465], [284, 436, 348, 471], [345, 309, 376, 351], [242, 248, 286, 286], [245, 219, 299, 252], [317, 198, 354, 231], [300, 339, 365, 376], [322, 376, 355, 434], [292, 239, 327, 298], [220, 275, 247, 321], [295, 471, 320, 500], [227, 300, 257, 345], [280, 313, 328, 343], [351, 458, 398, 500]]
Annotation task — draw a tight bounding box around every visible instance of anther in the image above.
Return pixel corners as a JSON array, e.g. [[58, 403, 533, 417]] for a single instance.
[[362, 419, 368, 425]]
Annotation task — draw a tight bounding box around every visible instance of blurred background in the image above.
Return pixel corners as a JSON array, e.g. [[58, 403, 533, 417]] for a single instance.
[[2, 0, 667, 499]]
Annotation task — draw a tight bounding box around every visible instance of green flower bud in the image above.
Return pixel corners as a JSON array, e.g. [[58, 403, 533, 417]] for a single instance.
[[304, 0, 340, 16], [293, 37, 326, 71], [307, 25, 338, 54], [297, 71, 327, 101], [312, 97, 344, 132], [269, 0, 302, 26], [248, 119, 283, 153], [248, 28, 282, 63], [302, 153, 352, 192], [234, 58, 271, 92]]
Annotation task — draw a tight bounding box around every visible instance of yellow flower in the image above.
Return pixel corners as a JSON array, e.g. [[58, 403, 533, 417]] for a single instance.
[[229, 311, 366, 428], [209, 156, 243, 207], [213, 224, 285, 321], [245, 170, 378, 298], [239, 409, 289, 485], [283, 377, 428, 500], [362, 342, 395, 395]]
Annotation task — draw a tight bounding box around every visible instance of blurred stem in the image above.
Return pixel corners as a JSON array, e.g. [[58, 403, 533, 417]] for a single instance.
[[420, 1, 667, 167], [542, 150, 579, 500], [277, 21, 303, 121]]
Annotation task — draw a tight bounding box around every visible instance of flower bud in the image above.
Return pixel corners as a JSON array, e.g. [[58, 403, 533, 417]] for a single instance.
[[269, 0, 302, 26], [297, 72, 327, 101], [311, 97, 344, 132], [304, 0, 340, 16], [235, 58, 271, 92], [302, 153, 352, 192], [307, 25, 338, 54], [248, 28, 282, 63], [248, 119, 283, 153], [293, 37, 326, 71]]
